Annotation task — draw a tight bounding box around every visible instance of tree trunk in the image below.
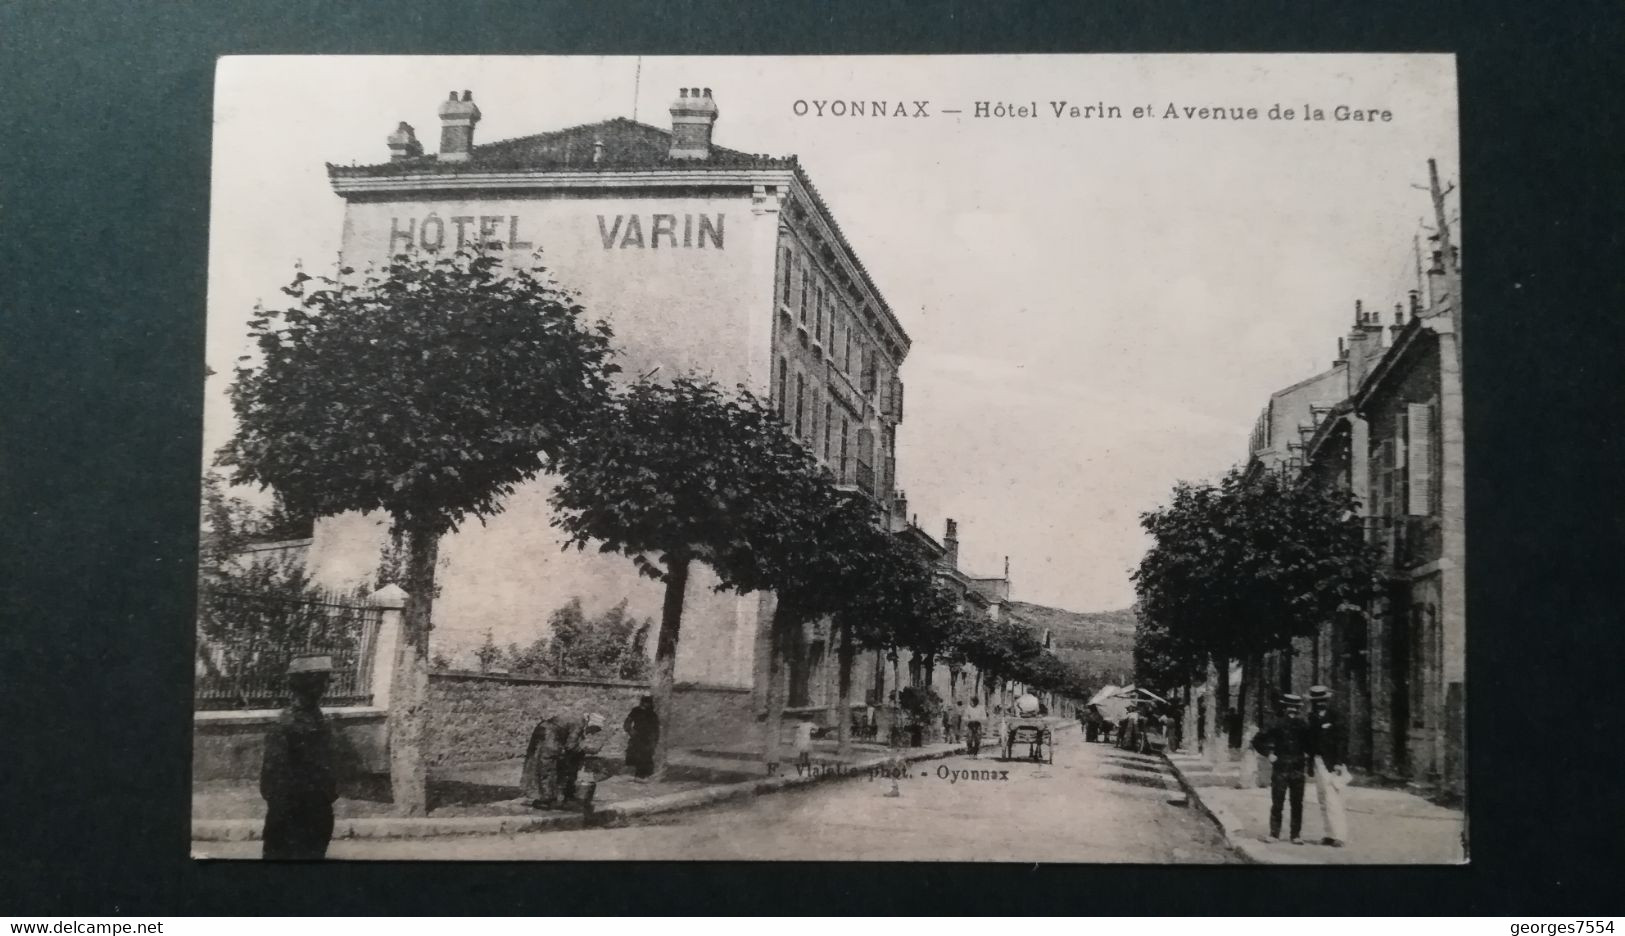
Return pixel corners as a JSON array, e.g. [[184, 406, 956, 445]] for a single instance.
[[387, 523, 439, 817], [763, 603, 796, 770], [1214, 653, 1233, 755], [1239, 653, 1263, 786], [650, 554, 691, 777], [836, 619, 855, 758]]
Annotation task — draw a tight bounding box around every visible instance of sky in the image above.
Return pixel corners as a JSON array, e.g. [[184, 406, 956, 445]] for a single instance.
[[206, 54, 1458, 614]]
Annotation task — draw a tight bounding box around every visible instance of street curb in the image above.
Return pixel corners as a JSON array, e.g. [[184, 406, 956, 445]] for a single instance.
[[190, 744, 967, 842], [1161, 753, 1313, 865]]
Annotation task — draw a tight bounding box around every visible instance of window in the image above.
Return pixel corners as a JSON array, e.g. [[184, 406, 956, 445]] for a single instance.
[[799, 266, 809, 323], [1406, 402, 1435, 516], [1409, 604, 1435, 728], [823, 401, 833, 462], [807, 390, 819, 444], [795, 373, 805, 437], [814, 281, 825, 338], [844, 318, 854, 374], [776, 357, 788, 419], [839, 416, 850, 482], [780, 247, 793, 305]]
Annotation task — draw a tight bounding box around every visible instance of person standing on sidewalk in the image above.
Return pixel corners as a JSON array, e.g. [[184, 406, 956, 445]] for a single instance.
[[260, 654, 339, 860], [964, 697, 987, 757], [1307, 685, 1351, 847], [1251, 692, 1311, 844], [622, 695, 659, 780]]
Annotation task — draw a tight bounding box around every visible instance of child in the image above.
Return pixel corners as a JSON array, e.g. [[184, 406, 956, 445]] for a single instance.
[[794, 719, 816, 770]]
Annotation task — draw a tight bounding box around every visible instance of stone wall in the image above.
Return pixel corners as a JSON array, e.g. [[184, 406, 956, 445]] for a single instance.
[[667, 682, 757, 751], [193, 673, 764, 783], [424, 671, 650, 767], [192, 707, 388, 782]]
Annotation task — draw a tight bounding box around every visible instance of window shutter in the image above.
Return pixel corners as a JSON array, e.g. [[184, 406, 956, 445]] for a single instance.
[[1407, 403, 1433, 516], [795, 373, 805, 437], [1394, 422, 1408, 521]]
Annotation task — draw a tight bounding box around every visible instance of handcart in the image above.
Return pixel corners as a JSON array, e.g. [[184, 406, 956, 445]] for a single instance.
[[1003, 719, 1054, 763]]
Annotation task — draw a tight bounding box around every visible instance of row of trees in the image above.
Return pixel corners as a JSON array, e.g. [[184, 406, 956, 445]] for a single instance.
[[1131, 465, 1380, 749], [463, 599, 654, 681], [219, 248, 1087, 815]]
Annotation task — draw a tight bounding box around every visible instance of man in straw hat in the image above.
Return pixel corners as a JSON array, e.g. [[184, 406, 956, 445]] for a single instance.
[[1307, 684, 1350, 847], [259, 654, 340, 860], [1251, 692, 1311, 844]]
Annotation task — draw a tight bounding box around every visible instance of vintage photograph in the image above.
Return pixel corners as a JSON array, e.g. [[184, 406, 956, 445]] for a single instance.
[[191, 54, 1464, 863]]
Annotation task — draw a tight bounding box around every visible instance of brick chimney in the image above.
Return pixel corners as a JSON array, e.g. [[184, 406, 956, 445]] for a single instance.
[[669, 87, 719, 159], [387, 122, 423, 161], [1390, 304, 1406, 342], [437, 90, 481, 163], [1345, 299, 1386, 390], [944, 519, 959, 570]]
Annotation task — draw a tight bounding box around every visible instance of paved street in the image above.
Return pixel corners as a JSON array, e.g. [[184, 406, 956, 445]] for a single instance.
[[195, 728, 1238, 862]]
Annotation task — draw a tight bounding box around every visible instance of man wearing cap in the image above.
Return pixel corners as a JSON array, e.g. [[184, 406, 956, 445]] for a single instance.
[[1307, 685, 1351, 847], [1251, 692, 1311, 844], [259, 655, 340, 860]]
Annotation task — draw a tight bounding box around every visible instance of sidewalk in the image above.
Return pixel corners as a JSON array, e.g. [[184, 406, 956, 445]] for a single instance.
[[192, 738, 964, 842], [1164, 750, 1467, 864]]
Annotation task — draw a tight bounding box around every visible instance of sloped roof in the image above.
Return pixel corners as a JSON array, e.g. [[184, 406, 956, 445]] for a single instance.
[[329, 117, 794, 178]]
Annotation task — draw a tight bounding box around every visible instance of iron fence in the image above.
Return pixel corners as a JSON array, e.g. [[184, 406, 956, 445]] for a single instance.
[[194, 586, 382, 711]]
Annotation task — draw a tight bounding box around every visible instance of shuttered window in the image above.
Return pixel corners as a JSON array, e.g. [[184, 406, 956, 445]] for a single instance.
[[780, 247, 793, 305], [1393, 422, 1408, 522], [1374, 438, 1394, 522], [823, 401, 834, 462], [840, 416, 850, 483], [799, 266, 809, 323], [1406, 403, 1434, 516], [795, 372, 805, 437], [777, 357, 788, 419]]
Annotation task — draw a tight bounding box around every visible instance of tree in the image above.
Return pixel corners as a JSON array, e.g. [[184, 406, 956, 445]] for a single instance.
[[549, 377, 820, 774], [1132, 466, 1379, 749], [218, 249, 619, 814], [474, 630, 502, 673], [1132, 605, 1206, 696], [749, 487, 937, 762]]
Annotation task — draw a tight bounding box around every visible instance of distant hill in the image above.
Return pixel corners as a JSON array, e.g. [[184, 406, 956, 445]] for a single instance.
[[1004, 601, 1136, 687]]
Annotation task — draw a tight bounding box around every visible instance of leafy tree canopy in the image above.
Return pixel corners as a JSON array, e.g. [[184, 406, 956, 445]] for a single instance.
[[549, 376, 821, 589], [219, 249, 620, 536], [1132, 466, 1379, 661]]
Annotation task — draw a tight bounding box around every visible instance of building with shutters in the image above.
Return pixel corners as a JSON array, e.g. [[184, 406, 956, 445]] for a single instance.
[[304, 86, 911, 750], [1245, 248, 1464, 799]]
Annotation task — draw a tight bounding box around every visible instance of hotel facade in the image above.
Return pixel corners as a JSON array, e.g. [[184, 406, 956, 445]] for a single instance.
[[305, 87, 911, 746]]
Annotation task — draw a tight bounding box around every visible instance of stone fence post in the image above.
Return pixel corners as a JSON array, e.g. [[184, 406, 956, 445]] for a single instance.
[[368, 584, 408, 710]]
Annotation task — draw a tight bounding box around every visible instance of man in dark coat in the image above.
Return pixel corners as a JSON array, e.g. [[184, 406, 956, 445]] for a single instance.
[[623, 695, 659, 779], [260, 654, 339, 860], [1251, 692, 1311, 844]]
